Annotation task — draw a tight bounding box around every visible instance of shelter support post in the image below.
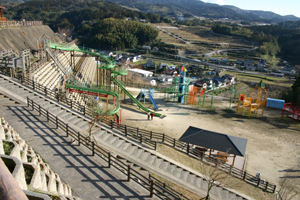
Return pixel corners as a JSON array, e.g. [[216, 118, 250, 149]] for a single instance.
[[232, 154, 236, 166]]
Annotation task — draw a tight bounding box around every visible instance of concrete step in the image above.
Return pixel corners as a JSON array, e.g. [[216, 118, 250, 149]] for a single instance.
[[140, 151, 150, 161], [68, 116, 82, 124], [160, 161, 169, 171], [187, 174, 196, 185], [60, 112, 74, 120], [180, 170, 190, 182], [152, 157, 163, 168], [145, 154, 156, 164], [166, 164, 176, 174], [173, 167, 182, 178]]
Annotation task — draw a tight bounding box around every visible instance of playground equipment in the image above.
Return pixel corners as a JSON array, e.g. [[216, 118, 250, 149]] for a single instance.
[[188, 86, 200, 105], [137, 87, 158, 110], [281, 103, 300, 122], [47, 42, 162, 119], [237, 80, 267, 118], [164, 66, 190, 104]]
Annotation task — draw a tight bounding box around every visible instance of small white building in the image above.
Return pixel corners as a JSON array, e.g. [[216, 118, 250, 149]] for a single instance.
[[142, 46, 151, 50], [160, 63, 168, 69], [127, 68, 153, 78]]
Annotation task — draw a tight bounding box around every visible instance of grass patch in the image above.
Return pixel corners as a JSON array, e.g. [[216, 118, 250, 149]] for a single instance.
[[3, 141, 14, 155], [24, 164, 34, 185], [157, 144, 276, 200]]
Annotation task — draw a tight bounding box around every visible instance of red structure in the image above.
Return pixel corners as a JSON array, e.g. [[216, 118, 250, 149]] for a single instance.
[[0, 6, 8, 22], [281, 103, 300, 122]]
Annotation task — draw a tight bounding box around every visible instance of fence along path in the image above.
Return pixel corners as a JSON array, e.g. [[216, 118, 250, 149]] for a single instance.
[[27, 98, 189, 200], [0, 73, 191, 199], [19, 75, 276, 194], [0, 72, 272, 198]]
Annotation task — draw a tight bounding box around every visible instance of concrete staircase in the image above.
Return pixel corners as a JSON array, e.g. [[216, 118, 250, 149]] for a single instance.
[[0, 100, 82, 200], [0, 74, 253, 200]]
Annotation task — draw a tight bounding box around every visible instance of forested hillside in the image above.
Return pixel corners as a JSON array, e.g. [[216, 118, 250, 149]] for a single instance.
[[80, 18, 159, 49], [2, 0, 166, 49]]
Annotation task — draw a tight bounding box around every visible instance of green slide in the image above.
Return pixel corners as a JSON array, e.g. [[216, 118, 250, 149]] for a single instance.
[[112, 77, 162, 117]]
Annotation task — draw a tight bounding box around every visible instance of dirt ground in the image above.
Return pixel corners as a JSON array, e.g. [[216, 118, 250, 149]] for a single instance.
[[121, 87, 300, 191]]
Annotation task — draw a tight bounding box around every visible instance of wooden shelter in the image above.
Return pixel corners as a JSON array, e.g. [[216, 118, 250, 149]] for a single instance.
[[179, 126, 248, 166]]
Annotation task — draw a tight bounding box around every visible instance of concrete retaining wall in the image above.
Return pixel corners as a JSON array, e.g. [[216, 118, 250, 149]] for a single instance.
[[0, 116, 81, 200], [0, 25, 61, 54]]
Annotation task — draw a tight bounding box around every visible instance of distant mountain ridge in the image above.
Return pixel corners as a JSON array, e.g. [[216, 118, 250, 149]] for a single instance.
[[108, 0, 299, 22], [224, 5, 300, 22], [1, 0, 299, 23]]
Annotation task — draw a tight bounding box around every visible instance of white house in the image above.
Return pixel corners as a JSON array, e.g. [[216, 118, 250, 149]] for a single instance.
[[160, 63, 168, 69], [130, 55, 141, 62], [127, 68, 153, 78], [142, 46, 151, 51]]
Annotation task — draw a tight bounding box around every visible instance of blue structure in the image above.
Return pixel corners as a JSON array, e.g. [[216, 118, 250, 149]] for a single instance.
[[266, 98, 285, 109], [137, 87, 158, 110], [178, 76, 186, 103]]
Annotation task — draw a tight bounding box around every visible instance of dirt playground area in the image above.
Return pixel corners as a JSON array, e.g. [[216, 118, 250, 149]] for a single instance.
[[121, 87, 300, 192]]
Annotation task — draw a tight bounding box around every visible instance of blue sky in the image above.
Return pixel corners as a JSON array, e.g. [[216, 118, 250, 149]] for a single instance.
[[202, 0, 300, 18]]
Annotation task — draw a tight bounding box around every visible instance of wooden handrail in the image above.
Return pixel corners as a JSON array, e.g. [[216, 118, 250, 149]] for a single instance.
[[0, 158, 28, 200]]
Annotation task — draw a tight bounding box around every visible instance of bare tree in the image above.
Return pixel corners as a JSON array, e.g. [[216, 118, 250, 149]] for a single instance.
[[87, 96, 111, 142], [199, 161, 228, 200]]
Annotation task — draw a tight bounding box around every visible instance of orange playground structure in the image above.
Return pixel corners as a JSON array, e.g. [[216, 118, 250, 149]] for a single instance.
[[188, 86, 200, 105], [237, 80, 267, 118]]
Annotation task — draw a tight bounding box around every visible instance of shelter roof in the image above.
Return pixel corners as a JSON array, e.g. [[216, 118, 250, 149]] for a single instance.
[[179, 126, 248, 156]]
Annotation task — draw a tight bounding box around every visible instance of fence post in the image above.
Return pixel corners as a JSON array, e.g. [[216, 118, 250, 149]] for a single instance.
[[78, 132, 81, 146], [110, 120, 113, 129], [173, 138, 176, 147], [56, 117, 58, 129], [243, 171, 246, 180], [108, 152, 111, 168], [154, 142, 157, 151], [150, 131, 152, 139], [33, 81, 35, 90], [38, 105, 41, 116], [257, 178, 261, 187], [187, 143, 189, 154], [70, 101, 72, 109], [140, 135, 143, 144], [272, 185, 276, 193], [47, 111, 49, 122], [66, 124, 69, 137], [27, 97, 29, 107], [127, 165, 131, 181], [150, 180, 155, 197], [125, 125, 127, 137], [229, 165, 232, 175], [92, 142, 95, 156], [264, 182, 269, 192], [83, 106, 86, 115], [162, 133, 165, 143], [137, 127, 139, 135], [44, 88, 47, 96]]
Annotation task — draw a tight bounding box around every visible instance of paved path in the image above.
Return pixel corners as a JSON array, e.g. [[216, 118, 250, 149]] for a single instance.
[[0, 103, 154, 200]]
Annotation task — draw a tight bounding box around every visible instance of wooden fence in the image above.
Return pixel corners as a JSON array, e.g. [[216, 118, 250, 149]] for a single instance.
[[27, 97, 189, 200], [0, 71, 277, 193]]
